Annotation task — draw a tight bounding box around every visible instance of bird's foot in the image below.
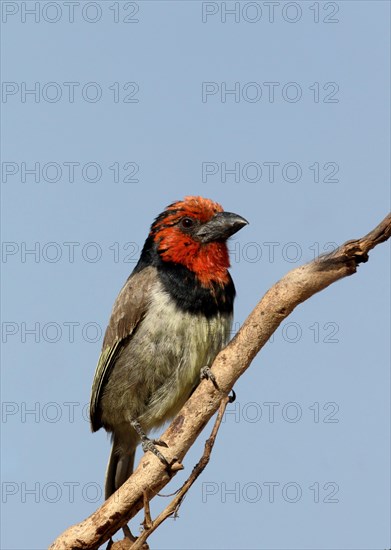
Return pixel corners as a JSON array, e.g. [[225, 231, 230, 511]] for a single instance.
[[141, 438, 170, 468], [201, 366, 237, 403], [200, 365, 219, 390], [130, 420, 170, 469]]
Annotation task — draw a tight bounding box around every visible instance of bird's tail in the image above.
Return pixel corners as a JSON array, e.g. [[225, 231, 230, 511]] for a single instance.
[[105, 434, 137, 500]]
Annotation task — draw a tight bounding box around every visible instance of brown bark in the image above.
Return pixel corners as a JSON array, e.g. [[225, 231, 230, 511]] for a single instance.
[[50, 213, 391, 550]]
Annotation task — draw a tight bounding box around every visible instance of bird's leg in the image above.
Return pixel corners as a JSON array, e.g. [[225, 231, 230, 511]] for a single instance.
[[130, 419, 170, 468], [200, 365, 219, 390]]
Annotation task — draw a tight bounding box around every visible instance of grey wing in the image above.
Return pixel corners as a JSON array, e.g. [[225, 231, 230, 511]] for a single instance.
[[89, 266, 157, 432]]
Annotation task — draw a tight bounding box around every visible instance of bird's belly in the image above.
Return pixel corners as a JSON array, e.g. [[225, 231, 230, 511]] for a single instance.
[[100, 287, 232, 432]]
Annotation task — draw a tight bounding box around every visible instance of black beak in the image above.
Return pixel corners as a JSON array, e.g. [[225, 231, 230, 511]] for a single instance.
[[195, 212, 248, 243]]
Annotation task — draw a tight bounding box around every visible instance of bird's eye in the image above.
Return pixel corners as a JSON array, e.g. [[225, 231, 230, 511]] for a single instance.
[[181, 217, 194, 229]]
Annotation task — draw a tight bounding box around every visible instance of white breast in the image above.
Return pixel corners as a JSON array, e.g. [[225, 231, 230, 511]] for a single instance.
[[101, 279, 233, 432], [136, 281, 233, 428]]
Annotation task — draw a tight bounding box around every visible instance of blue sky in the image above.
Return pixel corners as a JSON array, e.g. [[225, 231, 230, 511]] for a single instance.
[[1, 1, 390, 549]]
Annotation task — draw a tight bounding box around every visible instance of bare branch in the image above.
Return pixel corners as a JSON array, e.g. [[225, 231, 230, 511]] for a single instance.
[[50, 213, 391, 550]]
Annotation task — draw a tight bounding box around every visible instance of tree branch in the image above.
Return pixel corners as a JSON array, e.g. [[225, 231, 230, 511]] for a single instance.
[[50, 213, 391, 550], [130, 394, 232, 550]]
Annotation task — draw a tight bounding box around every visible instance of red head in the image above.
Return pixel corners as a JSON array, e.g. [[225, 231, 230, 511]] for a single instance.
[[150, 196, 248, 287]]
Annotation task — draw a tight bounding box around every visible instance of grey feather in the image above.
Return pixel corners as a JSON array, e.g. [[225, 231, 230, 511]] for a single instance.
[[89, 266, 158, 432]]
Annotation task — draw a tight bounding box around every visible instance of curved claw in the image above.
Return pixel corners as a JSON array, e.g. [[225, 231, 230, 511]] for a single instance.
[[228, 388, 236, 403], [152, 438, 168, 448]]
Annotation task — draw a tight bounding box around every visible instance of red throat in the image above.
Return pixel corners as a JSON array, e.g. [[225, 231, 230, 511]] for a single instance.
[[157, 232, 230, 287]]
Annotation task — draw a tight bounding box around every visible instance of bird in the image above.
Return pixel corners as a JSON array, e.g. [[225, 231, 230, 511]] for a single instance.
[[89, 196, 248, 504]]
